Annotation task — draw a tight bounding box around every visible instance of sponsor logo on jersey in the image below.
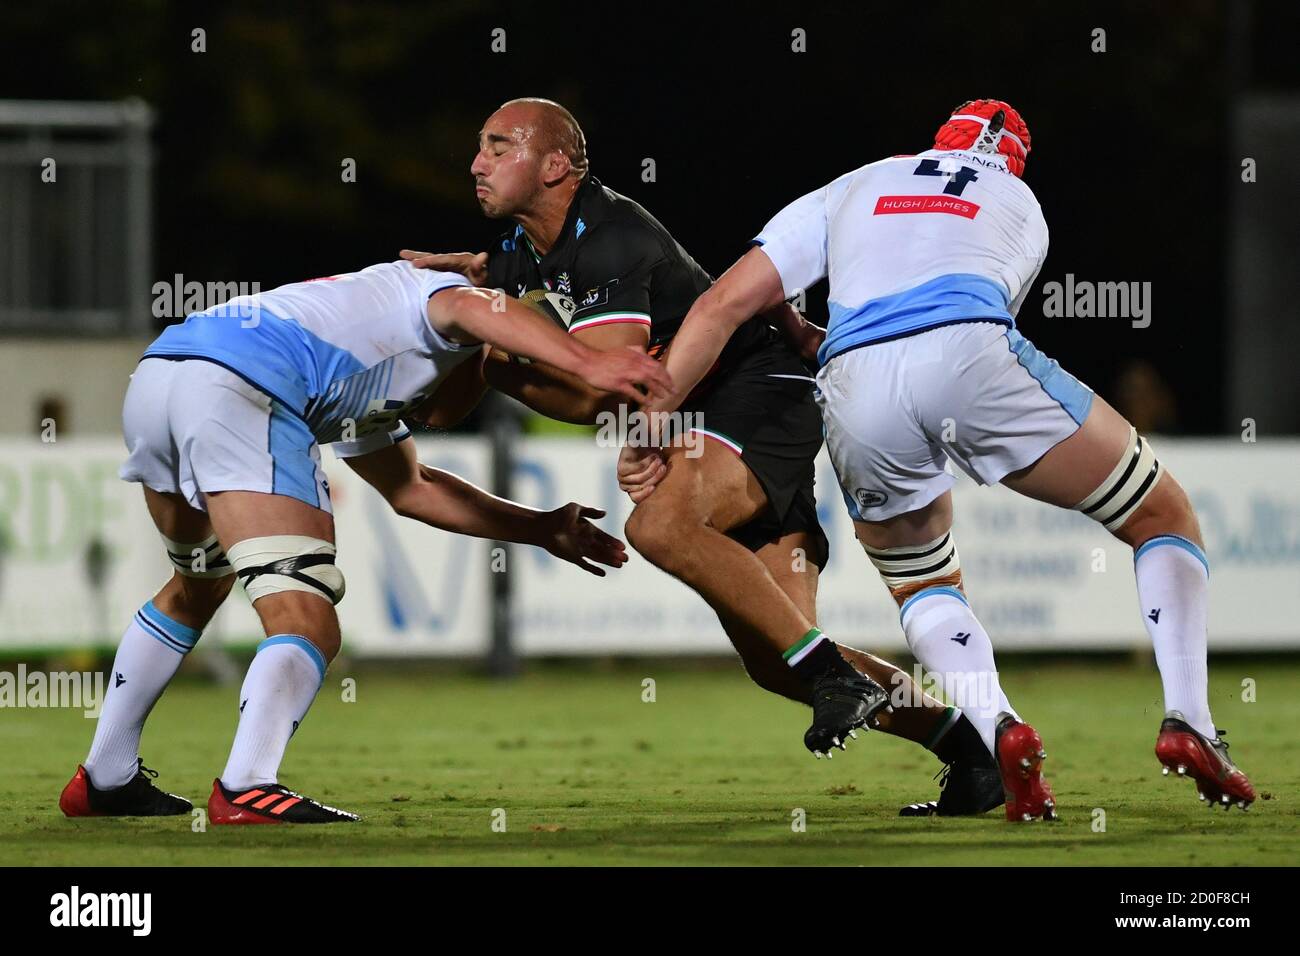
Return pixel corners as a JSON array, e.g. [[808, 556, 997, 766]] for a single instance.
[[521, 288, 576, 328], [854, 488, 889, 509], [579, 278, 619, 310], [874, 195, 980, 219], [963, 153, 1011, 170]]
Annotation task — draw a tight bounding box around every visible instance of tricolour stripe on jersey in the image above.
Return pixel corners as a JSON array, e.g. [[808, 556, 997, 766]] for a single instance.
[[568, 312, 652, 334], [687, 427, 743, 456]]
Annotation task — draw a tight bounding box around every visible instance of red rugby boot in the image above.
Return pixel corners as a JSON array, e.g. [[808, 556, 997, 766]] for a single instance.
[[59, 760, 192, 817], [208, 778, 359, 824], [1155, 711, 1255, 811], [995, 713, 1057, 822]]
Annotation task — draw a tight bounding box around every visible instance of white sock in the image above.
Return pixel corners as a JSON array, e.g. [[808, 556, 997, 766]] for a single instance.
[[900, 586, 1017, 754], [1134, 535, 1214, 737], [84, 601, 201, 790], [220, 636, 326, 791]]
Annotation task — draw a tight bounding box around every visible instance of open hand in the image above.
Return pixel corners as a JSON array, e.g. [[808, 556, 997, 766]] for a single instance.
[[542, 503, 628, 576]]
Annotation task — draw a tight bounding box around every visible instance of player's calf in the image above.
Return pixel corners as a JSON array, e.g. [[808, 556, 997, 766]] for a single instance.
[[215, 535, 345, 804], [858, 518, 1019, 758], [76, 534, 236, 799], [1071, 435, 1222, 745]]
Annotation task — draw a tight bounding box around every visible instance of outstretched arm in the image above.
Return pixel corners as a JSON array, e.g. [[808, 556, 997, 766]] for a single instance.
[[344, 437, 628, 576], [426, 285, 671, 407]]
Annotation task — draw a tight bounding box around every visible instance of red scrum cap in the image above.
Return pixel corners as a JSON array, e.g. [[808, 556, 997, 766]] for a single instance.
[[934, 99, 1031, 177]]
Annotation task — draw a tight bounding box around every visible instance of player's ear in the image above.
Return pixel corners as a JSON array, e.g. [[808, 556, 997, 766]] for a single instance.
[[541, 149, 572, 186]]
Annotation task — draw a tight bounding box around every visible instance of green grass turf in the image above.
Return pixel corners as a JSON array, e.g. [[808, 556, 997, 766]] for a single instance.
[[1, 658, 1296, 866]]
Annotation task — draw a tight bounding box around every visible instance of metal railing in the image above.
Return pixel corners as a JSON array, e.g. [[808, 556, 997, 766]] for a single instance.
[[0, 99, 153, 335]]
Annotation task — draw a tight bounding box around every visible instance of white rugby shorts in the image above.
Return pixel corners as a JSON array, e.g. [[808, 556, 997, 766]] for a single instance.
[[815, 322, 1094, 521], [119, 358, 331, 513]]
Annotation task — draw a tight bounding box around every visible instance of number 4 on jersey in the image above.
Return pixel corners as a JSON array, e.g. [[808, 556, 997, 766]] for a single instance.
[[914, 159, 978, 196]]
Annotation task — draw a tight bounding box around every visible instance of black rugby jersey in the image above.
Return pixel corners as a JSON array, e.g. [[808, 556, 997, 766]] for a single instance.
[[485, 174, 777, 374]]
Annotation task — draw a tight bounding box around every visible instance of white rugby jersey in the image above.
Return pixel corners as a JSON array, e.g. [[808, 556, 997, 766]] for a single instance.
[[144, 260, 475, 457], [753, 149, 1049, 365]]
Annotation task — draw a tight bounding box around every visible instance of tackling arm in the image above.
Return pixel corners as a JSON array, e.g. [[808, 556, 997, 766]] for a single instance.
[[426, 286, 670, 406], [644, 246, 788, 416], [342, 437, 628, 575], [483, 323, 650, 425]]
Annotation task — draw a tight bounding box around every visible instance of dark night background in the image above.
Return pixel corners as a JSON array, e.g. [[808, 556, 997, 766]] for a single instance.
[[3, 0, 1298, 434]]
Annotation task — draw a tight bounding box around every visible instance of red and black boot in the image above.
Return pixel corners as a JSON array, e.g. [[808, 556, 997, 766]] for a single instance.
[[1155, 711, 1255, 811], [60, 760, 192, 817], [208, 779, 360, 824], [995, 713, 1057, 822]]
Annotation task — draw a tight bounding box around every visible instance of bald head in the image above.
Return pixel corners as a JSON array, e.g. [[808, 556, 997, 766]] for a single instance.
[[496, 97, 589, 179]]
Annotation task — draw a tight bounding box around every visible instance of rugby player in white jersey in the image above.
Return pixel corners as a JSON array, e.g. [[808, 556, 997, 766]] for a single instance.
[[59, 260, 671, 823], [621, 100, 1255, 821]]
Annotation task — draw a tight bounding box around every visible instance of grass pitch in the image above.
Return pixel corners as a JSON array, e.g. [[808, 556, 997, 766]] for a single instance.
[[1, 658, 1296, 866]]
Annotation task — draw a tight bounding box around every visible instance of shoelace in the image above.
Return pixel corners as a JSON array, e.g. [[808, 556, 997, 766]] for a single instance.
[[934, 763, 952, 789], [137, 760, 160, 780]]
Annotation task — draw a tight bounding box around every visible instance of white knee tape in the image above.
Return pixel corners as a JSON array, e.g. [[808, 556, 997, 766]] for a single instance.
[[1074, 427, 1163, 532], [161, 532, 235, 579], [863, 532, 961, 590], [227, 536, 346, 606]]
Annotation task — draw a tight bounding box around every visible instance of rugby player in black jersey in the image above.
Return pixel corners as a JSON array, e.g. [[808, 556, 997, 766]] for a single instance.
[[402, 98, 1002, 814]]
